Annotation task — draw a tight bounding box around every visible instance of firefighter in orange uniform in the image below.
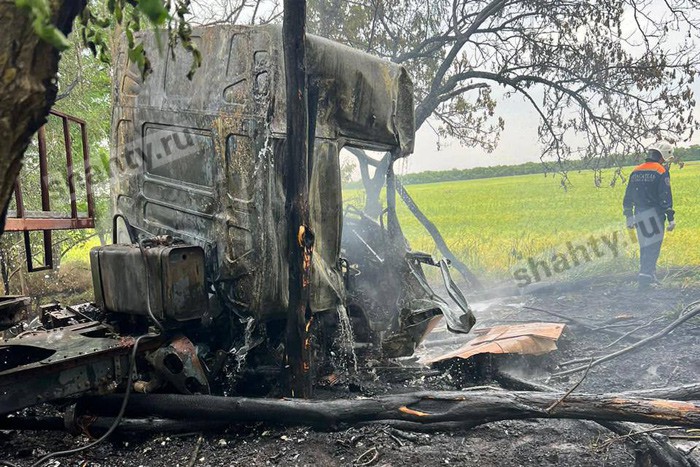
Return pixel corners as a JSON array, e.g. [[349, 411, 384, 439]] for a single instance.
[[623, 142, 675, 287]]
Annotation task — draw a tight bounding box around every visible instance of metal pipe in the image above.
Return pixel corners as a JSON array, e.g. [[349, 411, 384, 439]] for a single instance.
[[62, 116, 78, 219], [80, 122, 95, 219]]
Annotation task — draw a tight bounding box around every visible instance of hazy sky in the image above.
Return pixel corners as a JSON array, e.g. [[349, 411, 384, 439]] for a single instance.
[[397, 3, 700, 176], [400, 78, 700, 175], [409, 93, 543, 173]]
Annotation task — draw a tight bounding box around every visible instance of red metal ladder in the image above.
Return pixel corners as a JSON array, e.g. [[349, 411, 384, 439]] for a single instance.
[[5, 110, 96, 272]]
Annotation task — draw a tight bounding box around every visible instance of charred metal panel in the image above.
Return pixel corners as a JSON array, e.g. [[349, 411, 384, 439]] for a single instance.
[[142, 125, 217, 188], [309, 140, 345, 311], [90, 244, 207, 322], [145, 335, 210, 395], [0, 322, 155, 415], [341, 212, 475, 357], [111, 25, 411, 321], [288, 33, 415, 155], [40, 303, 83, 328]]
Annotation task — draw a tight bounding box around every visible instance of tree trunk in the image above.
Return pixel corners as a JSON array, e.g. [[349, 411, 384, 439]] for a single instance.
[[0, 246, 9, 294], [78, 389, 700, 430], [0, 2, 86, 234], [396, 179, 482, 288], [354, 149, 390, 219], [348, 147, 481, 288], [355, 89, 439, 220], [385, 158, 402, 239]]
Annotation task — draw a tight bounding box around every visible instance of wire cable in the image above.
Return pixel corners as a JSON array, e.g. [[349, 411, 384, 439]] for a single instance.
[[137, 239, 166, 334], [28, 333, 156, 467], [111, 214, 139, 244]]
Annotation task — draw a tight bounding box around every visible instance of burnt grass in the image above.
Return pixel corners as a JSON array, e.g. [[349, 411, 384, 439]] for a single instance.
[[2, 273, 699, 466]]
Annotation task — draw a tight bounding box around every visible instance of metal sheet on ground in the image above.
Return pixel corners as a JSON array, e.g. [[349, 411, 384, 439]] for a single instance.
[[419, 322, 566, 364]]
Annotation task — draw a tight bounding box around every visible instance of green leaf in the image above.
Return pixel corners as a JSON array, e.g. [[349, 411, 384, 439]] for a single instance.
[[35, 21, 71, 50], [137, 0, 169, 25], [125, 27, 135, 48], [15, 0, 71, 50], [186, 48, 202, 80], [127, 43, 152, 77], [127, 43, 145, 64]]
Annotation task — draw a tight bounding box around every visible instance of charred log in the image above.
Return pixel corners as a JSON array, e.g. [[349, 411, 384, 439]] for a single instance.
[[76, 389, 700, 431], [599, 421, 700, 467], [495, 374, 700, 402]]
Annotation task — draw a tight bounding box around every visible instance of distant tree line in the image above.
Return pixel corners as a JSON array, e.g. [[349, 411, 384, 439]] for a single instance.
[[347, 145, 700, 188]]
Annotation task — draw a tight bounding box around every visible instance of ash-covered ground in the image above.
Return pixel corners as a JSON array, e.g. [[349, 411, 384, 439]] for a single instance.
[[2, 272, 699, 467]]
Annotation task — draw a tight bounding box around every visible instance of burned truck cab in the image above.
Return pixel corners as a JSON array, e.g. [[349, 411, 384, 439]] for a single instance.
[[105, 24, 474, 358], [110, 26, 395, 320], [104, 26, 473, 356]]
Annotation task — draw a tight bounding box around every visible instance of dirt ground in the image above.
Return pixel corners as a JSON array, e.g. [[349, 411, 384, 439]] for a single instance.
[[2, 272, 699, 466]]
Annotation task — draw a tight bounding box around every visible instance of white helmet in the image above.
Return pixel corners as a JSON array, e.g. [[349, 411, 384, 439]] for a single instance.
[[647, 141, 674, 161]]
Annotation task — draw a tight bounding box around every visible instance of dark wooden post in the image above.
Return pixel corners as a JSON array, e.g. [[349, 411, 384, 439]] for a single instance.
[[283, 0, 313, 398]]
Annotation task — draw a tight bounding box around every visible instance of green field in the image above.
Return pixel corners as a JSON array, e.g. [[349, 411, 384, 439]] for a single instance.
[[345, 161, 700, 281], [64, 162, 700, 283]]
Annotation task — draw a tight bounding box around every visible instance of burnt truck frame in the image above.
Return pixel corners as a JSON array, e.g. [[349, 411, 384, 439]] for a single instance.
[[0, 25, 474, 415]]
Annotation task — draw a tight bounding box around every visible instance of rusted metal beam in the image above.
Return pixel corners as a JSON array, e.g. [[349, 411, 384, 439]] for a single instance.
[[49, 108, 87, 125], [62, 115, 78, 219], [4, 217, 94, 231], [37, 126, 50, 213], [6, 110, 95, 231], [33, 125, 53, 271], [80, 121, 94, 219]]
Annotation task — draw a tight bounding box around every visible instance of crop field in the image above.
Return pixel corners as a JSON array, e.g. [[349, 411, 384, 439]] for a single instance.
[[345, 161, 700, 283], [64, 162, 700, 285]]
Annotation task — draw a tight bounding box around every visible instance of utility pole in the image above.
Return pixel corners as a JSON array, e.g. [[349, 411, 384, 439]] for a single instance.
[[283, 0, 313, 398]]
